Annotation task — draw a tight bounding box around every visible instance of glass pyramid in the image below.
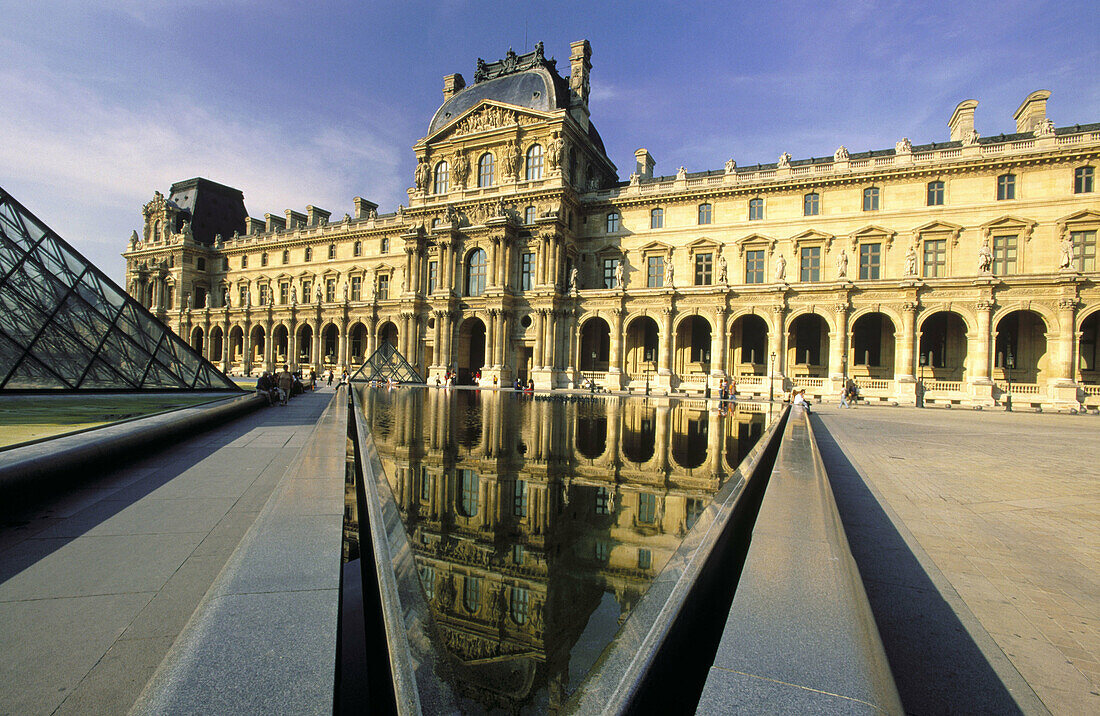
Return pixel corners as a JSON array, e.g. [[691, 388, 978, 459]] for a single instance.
[[0, 185, 238, 391], [350, 341, 423, 384]]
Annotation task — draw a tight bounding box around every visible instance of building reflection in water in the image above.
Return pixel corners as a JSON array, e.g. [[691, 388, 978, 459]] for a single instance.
[[347, 388, 771, 712]]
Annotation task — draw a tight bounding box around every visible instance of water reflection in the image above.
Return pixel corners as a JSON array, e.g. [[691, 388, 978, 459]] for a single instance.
[[353, 389, 771, 712]]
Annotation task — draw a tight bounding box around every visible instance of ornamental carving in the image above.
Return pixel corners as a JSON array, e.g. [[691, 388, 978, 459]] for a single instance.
[[833, 146, 850, 162], [454, 105, 532, 136], [452, 153, 470, 188], [1035, 118, 1055, 137], [1058, 298, 1079, 311], [547, 131, 565, 171], [501, 141, 521, 180], [975, 300, 995, 312], [895, 137, 912, 155]]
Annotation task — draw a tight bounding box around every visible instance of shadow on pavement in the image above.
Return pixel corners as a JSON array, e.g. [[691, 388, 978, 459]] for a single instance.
[[809, 413, 1025, 716]]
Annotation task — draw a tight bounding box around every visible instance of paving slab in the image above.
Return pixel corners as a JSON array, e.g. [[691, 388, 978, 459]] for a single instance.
[[811, 405, 1099, 715]]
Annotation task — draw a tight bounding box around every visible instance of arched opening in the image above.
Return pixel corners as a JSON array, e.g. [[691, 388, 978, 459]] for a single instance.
[[575, 401, 607, 460], [579, 317, 611, 371], [465, 249, 487, 297], [726, 413, 766, 470], [297, 324, 313, 365], [457, 317, 486, 383], [348, 322, 367, 365], [229, 326, 244, 365], [787, 314, 829, 378], [322, 324, 338, 365], [622, 403, 656, 464], [378, 321, 399, 348], [624, 316, 659, 379], [1080, 312, 1100, 385], [272, 325, 289, 367], [190, 326, 204, 356], [208, 326, 223, 364], [675, 315, 712, 376], [671, 408, 707, 470], [918, 311, 968, 382], [249, 325, 265, 366], [729, 314, 768, 376], [994, 310, 1048, 385], [850, 313, 896, 379]]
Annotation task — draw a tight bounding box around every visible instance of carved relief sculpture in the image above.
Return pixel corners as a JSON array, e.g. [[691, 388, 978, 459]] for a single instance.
[[1059, 236, 1074, 270], [546, 131, 565, 172], [452, 153, 470, 188], [718, 254, 728, 284], [502, 141, 521, 180], [414, 157, 431, 192], [977, 240, 993, 273]]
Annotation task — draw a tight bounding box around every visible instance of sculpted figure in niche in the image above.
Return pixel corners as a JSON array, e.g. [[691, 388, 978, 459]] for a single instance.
[[186, 294, 192, 310], [977, 240, 993, 273], [569, 266, 579, 292], [546, 131, 565, 171], [836, 249, 848, 278], [224, 287, 231, 308], [718, 254, 728, 284], [775, 253, 787, 281], [664, 255, 675, 288], [414, 157, 430, 192], [291, 286, 298, 305], [905, 245, 918, 276], [342, 282, 349, 301], [614, 259, 624, 288], [452, 153, 470, 188], [1059, 236, 1074, 270], [316, 283, 323, 303], [502, 142, 521, 179]]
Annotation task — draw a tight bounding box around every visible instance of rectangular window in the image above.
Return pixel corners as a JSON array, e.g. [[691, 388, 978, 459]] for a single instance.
[[603, 257, 620, 289], [420, 468, 431, 501], [238, 285, 248, 306], [650, 208, 664, 229], [799, 246, 821, 282], [992, 235, 1017, 276], [513, 480, 527, 517], [325, 278, 336, 302], [694, 252, 712, 285], [279, 282, 289, 305], [858, 243, 881, 280], [166, 286, 173, 309], [512, 544, 524, 565], [638, 493, 657, 524], [803, 193, 819, 216], [637, 548, 652, 570], [923, 239, 946, 277], [594, 540, 611, 562], [241, 255, 248, 269], [1072, 230, 1096, 271], [647, 255, 664, 288], [595, 487, 610, 515], [524, 206, 536, 225], [258, 284, 268, 305], [427, 261, 438, 294], [998, 174, 1016, 200], [1075, 166, 1094, 194], [350, 275, 362, 301], [927, 181, 944, 206], [745, 250, 764, 284], [863, 187, 880, 211], [377, 274, 389, 300], [381, 237, 389, 254], [697, 203, 712, 225], [606, 212, 620, 233], [302, 280, 312, 301], [748, 198, 763, 221], [196, 257, 206, 271], [520, 252, 535, 290]]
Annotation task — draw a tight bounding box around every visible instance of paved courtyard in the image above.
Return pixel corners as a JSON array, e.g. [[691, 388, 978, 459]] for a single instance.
[[811, 405, 1099, 715]]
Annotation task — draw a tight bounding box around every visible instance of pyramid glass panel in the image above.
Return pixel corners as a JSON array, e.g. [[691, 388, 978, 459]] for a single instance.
[[350, 341, 424, 384], [0, 185, 238, 391]]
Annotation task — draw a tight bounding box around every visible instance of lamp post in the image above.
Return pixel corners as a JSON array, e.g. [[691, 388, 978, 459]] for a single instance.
[[645, 366, 650, 396], [1005, 351, 1015, 412], [768, 351, 776, 402], [590, 351, 597, 394], [918, 353, 928, 408]]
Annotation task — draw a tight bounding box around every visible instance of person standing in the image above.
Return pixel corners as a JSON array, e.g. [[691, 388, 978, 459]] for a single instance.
[[276, 366, 294, 406]]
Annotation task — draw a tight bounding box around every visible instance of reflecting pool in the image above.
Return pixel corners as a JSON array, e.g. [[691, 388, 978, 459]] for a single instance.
[[350, 387, 774, 713]]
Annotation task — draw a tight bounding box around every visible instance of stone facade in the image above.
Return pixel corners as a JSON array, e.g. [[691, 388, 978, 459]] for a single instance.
[[124, 41, 1100, 409]]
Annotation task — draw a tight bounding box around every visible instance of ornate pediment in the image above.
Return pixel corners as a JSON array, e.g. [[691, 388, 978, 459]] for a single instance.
[[686, 237, 721, 255], [790, 229, 834, 252], [911, 219, 963, 247], [1056, 208, 1100, 239], [425, 101, 549, 145], [849, 224, 897, 251], [735, 233, 777, 257], [981, 215, 1038, 243], [638, 240, 673, 254]]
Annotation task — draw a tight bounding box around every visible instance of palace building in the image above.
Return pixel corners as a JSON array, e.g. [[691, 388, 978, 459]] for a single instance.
[[123, 40, 1100, 409]]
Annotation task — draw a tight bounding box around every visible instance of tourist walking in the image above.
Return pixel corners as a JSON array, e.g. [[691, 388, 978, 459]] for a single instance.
[[276, 367, 294, 406]]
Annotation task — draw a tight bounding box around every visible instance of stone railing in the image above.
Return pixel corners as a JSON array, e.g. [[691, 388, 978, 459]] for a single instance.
[[995, 382, 1041, 395], [581, 370, 608, 382], [925, 380, 963, 392], [1082, 384, 1100, 396], [735, 375, 766, 385], [793, 377, 826, 388], [855, 378, 892, 391]]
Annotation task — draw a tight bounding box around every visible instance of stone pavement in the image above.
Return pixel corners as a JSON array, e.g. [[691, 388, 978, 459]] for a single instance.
[[0, 387, 336, 716], [810, 405, 1099, 715]]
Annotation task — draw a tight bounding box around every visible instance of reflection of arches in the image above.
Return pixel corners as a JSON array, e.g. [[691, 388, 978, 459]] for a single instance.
[[726, 415, 765, 470], [297, 324, 314, 363], [994, 310, 1048, 383], [348, 322, 367, 363], [1080, 311, 1100, 384], [622, 404, 655, 464], [378, 321, 399, 348], [575, 402, 607, 460], [229, 325, 244, 362], [918, 311, 967, 379], [457, 317, 486, 381], [671, 410, 707, 470], [249, 325, 265, 364], [579, 317, 611, 370], [675, 315, 712, 375], [729, 314, 768, 374], [850, 313, 896, 377], [787, 314, 829, 376], [272, 325, 289, 366], [624, 316, 659, 377], [190, 326, 204, 355], [209, 326, 224, 362], [322, 324, 338, 364]]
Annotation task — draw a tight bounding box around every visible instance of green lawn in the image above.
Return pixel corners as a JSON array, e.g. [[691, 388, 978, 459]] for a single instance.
[[0, 394, 233, 450]]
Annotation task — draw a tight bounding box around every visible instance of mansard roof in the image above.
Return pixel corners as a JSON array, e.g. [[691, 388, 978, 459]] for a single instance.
[[168, 178, 248, 246]]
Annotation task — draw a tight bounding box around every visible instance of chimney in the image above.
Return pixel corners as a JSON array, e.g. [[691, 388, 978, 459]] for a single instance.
[[264, 213, 286, 233], [245, 216, 265, 235], [1014, 90, 1051, 133], [306, 205, 331, 227], [285, 209, 307, 230], [354, 197, 378, 220], [949, 99, 979, 141], [634, 148, 655, 180], [569, 39, 592, 105], [442, 73, 466, 101]]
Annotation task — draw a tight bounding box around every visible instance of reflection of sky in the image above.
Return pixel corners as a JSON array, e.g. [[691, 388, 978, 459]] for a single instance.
[[3, 2, 1095, 283]]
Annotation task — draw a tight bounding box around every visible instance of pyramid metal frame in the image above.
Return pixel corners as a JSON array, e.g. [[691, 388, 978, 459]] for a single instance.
[[0, 185, 239, 391], [350, 341, 424, 384]]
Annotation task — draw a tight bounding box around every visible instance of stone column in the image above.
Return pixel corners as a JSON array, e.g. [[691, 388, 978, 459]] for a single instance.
[[338, 315, 349, 369], [288, 313, 299, 371], [712, 308, 728, 379], [400, 312, 411, 358], [490, 239, 500, 288], [493, 311, 506, 367], [536, 237, 547, 286], [367, 315, 378, 357], [896, 302, 918, 380], [972, 300, 994, 384], [707, 409, 723, 476], [654, 403, 670, 474], [312, 313, 322, 370], [829, 303, 849, 384], [533, 310, 545, 369], [487, 309, 498, 367], [658, 307, 674, 376], [404, 249, 414, 295], [432, 310, 443, 368], [609, 308, 624, 383], [242, 317, 252, 374], [221, 313, 232, 367], [544, 309, 556, 370], [264, 316, 274, 372], [441, 312, 454, 371], [1054, 298, 1079, 386], [770, 305, 786, 397]]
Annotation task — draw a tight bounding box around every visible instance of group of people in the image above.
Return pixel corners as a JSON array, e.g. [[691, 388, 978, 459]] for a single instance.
[[717, 378, 738, 402], [255, 367, 335, 406], [513, 377, 535, 393]]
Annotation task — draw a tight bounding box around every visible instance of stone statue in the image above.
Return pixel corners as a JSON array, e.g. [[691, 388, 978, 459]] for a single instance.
[[224, 287, 231, 308], [367, 208, 377, 219], [452, 153, 470, 187], [977, 240, 993, 273], [181, 221, 193, 242], [777, 152, 791, 168], [186, 294, 192, 310], [836, 249, 848, 279], [547, 131, 565, 171], [895, 137, 913, 154], [291, 286, 298, 305], [834, 145, 849, 162], [342, 282, 349, 301], [664, 256, 675, 288], [629, 172, 640, 186], [316, 283, 323, 302], [905, 245, 918, 276], [962, 129, 980, 146], [343, 213, 351, 224], [214, 233, 222, 247], [775, 253, 787, 281], [502, 142, 521, 179], [397, 204, 404, 218], [243, 288, 250, 307], [414, 157, 431, 192], [129, 230, 139, 249], [718, 254, 728, 284], [724, 158, 736, 174], [1035, 118, 1055, 137], [1059, 236, 1074, 270], [614, 260, 624, 288], [569, 266, 579, 292], [676, 166, 687, 180]]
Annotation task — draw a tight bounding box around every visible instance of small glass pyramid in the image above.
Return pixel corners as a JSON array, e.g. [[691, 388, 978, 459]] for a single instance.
[[0, 186, 239, 391], [350, 341, 424, 384]]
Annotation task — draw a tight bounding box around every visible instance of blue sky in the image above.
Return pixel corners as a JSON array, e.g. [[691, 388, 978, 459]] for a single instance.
[[2, 1, 1096, 283]]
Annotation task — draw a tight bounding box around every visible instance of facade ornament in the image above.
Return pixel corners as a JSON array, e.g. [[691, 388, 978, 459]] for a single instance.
[[454, 106, 519, 136], [1035, 118, 1055, 137], [316, 283, 323, 303], [774, 253, 787, 281], [664, 252, 675, 288], [905, 245, 918, 276], [129, 230, 139, 249], [502, 141, 521, 180], [414, 156, 431, 192], [181, 221, 194, 242], [224, 287, 231, 308], [569, 266, 579, 293], [834, 303, 848, 314], [291, 286, 298, 305], [367, 208, 377, 219], [444, 204, 460, 224], [628, 172, 639, 186], [902, 301, 920, 313], [1058, 298, 1078, 311], [186, 294, 192, 310], [895, 137, 913, 155], [777, 152, 791, 169], [614, 259, 625, 289], [1059, 236, 1074, 270], [473, 58, 488, 83], [546, 132, 565, 172], [342, 282, 349, 301], [214, 233, 223, 247], [718, 254, 728, 285], [396, 204, 405, 218], [833, 145, 849, 162], [724, 158, 736, 174], [975, 299, 995, 312], [342, 213, 351, 224], [836, 249, 848, 279], [962, 129, 980, 146], [977, 239, 993, 273], [267, 289, 273, 306], [452, 153, 470, 188], [676, 166, 687, 180]]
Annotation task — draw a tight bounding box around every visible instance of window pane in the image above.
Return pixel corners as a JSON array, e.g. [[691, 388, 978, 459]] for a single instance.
[[859, 243, 881, 280], [698, 203, 712, 225], [1072, 230, 1096, 272], [749, 198, 763, 221], [521, 252, 534, 290], [927, 181, 944, 206], [1075, 167, 1094, 194], [434, 161, 449, 194], [427, 261, 437, 294], [478, 153, 494, 187], [650, 208, 663, 229], [799, 246, 820, 282], [922, 239, 946, 277], [694, 252, 712, 285], [992, 235, 1017, 275], [803, 193, 819, 216], [863, 187, 879, 211], [525, 145, 543, 181], [647, 255, 664, 287], [998, 174, 1015, 200], [745, 250, 764, 284], [606, 212, 620, 233], [466, 249, 487, 296], [603, 257, 620, 289], [524, 206, 536, 225]]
